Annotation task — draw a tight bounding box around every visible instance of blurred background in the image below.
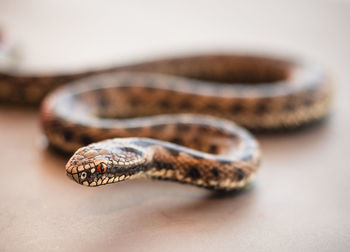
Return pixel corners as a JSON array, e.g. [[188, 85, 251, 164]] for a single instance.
[[0, 0, 349, 251]]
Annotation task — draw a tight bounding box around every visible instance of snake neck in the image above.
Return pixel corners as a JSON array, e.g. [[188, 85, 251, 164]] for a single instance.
[[134, 138, 259, 190]]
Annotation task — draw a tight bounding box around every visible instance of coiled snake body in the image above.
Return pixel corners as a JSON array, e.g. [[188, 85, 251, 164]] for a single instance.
[[0, 54, 332, 190]]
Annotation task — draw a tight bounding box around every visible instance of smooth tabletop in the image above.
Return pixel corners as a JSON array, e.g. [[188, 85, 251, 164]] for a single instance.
[[0, 0, 350, 251]]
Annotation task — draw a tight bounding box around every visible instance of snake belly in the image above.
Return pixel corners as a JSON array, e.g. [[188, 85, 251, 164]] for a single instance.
[[1, 54, 332, 190]]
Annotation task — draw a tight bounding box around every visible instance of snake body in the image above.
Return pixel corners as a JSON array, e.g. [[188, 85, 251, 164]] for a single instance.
[[0, 54, 332, 190]]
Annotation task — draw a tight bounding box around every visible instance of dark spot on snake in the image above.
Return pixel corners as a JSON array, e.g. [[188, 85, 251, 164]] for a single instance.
[[283, 102, 295, 112], [164, 162, 174, 170], [80, 134, 93, 146], [155, 161, 173, 170], [236, 169, 245, 181], [130, 97, 141, 106], [153, 124, 167, 131], [177, 124, 191, 132], [63, 129, 73, 141], [211, 167, 219, 177], [160, 99, 171, 108], [179, 100, 193, 110], [199, 125, 212, 133], [50, 118, 62, 129], [171, 137, 182, 145], [187, 167, 201, 180], [208, 144, 218, 154], [96, 91, 108, 108], [191, 137, 200, 147], [231, 103, 244, 114], [255, 103, 269, 115], [304, 98, 313, 107], [205, 103, 217, 111]]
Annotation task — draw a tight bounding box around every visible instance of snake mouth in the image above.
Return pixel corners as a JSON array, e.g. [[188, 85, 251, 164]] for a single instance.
[[66, 170, 80, 183], [66, 168, 132, 186], [65, 161, 86, 184], [65, 161, 134, 186]]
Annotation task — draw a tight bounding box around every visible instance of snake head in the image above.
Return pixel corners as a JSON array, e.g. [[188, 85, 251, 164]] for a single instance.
[[65, 139, 148, 187]]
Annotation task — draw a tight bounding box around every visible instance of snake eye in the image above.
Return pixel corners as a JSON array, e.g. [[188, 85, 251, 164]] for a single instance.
[[96, 163, 107, 173], [80, 172, 87, 180]]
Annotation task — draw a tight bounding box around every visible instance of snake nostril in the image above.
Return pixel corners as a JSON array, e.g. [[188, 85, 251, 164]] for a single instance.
[[80, 171, 87, 180]]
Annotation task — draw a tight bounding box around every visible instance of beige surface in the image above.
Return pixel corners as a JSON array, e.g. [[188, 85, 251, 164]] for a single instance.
[[1, 0, 350, 251]]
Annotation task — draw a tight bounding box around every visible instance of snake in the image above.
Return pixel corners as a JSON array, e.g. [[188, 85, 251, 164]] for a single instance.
[[0, 53, 332, 190]]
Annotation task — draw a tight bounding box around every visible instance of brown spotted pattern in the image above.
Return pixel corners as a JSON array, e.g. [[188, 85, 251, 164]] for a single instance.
[[0, 54, 333, 190]]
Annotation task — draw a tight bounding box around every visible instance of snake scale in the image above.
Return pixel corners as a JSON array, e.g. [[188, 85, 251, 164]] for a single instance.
[[0, 54, 332, 190]]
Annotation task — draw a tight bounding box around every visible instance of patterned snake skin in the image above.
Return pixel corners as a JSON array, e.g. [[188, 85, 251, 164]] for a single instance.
[[0, 54, 332, 190]]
